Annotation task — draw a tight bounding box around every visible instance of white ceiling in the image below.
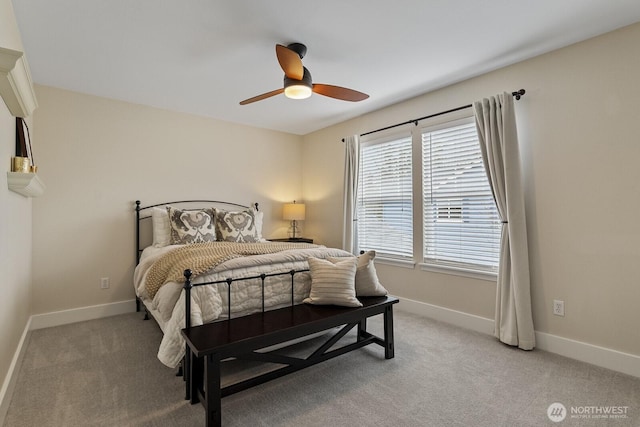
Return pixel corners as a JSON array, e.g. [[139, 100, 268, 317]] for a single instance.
[[12, 0, 640, 135]]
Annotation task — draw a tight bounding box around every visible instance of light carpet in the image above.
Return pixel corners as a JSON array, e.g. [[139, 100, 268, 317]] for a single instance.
[[3, 310, 639, 426]]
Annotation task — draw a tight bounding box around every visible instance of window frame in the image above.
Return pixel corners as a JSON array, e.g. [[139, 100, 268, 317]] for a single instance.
[[356, 109, 499, 281], [420, 115, 501, 278], [357, 127, 415, 264]]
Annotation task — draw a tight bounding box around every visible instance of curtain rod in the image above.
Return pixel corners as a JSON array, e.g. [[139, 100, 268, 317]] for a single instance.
[[343, 89, 525, 141]]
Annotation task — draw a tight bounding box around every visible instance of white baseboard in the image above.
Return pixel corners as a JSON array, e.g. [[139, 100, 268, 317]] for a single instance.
[[1, 300, 137, 421], [397, 296, 495, 335], [534, 331, 640, 379], [0, 317, 31, 426], [396, 296, 640, 378], [30, 299, 137, 330]]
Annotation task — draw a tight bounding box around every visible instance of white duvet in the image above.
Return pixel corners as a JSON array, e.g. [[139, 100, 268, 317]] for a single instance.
[[133, 244, 353, 368]]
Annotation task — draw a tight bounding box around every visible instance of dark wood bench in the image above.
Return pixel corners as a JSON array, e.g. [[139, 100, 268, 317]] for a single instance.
[[181, 294, 399, 427]]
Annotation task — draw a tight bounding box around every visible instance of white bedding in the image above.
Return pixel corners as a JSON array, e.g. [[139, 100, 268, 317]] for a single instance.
[[133, 243, 353, 368]]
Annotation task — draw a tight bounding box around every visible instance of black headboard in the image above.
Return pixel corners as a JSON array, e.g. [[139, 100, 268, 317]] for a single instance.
[[135, 200, 259, 264]]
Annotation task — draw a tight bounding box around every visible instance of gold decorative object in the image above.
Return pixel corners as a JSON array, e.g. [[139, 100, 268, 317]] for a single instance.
[[11, 156, 30, 173]]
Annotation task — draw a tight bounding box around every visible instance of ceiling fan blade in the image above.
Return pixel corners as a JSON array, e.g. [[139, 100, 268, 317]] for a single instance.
[[276, 44, 303, 80], [313, 84, 369, 102], [239, 88, 284, 105]]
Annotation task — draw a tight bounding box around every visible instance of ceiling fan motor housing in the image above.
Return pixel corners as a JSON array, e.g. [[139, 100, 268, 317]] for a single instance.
[[284, 67, 312, 88], [287, 43, 307, 59]]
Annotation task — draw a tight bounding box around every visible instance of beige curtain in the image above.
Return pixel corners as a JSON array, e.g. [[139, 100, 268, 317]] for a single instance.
[[473, 93, 535, 350], [342, 135, 360, 254]]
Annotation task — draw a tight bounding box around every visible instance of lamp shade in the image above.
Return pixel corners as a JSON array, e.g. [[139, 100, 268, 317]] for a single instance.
[[283, 202, 306, 221]]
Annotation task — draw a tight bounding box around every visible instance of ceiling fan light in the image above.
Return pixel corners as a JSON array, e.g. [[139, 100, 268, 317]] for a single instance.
[[284, 84, 312, 99], [284, 67, 312, 100]]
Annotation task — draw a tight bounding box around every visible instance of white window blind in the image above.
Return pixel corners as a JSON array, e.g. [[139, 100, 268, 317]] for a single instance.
[[422, 119, 501, 272], [357, 135, 413, 259]]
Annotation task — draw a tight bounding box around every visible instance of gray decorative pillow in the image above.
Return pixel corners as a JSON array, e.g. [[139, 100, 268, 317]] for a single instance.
[[304, 257, 362, 307], [328, 250, 388, 297], [167, 207, 216, 244], [214, 209, 259, 242]]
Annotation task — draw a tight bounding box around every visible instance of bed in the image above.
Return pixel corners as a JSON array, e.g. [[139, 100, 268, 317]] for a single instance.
[[133, 200, 364, 368]]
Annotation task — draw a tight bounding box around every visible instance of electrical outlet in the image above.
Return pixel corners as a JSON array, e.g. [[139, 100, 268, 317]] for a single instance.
[[100, 277, 110, 289], [553, 299, 564, 316]]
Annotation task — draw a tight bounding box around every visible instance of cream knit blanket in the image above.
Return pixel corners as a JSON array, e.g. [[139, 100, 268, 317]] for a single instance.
[[144, 242, 317, 299]]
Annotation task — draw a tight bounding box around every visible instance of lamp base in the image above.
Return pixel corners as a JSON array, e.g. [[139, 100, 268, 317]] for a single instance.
[[288, 220, 301, 239]]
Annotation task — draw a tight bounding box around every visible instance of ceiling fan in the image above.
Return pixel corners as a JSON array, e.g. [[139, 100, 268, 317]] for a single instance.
[[239, 43, 369, 105]]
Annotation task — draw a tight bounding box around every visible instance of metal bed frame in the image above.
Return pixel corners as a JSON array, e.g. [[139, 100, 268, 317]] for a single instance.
[[181, 267, 309, 400], [134, 199, 258, 316], [134, 199, 398, 426]]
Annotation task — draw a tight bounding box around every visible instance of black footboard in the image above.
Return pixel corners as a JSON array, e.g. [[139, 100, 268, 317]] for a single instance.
[[181, 267, 310, 402], [181, 268, 398, 427]]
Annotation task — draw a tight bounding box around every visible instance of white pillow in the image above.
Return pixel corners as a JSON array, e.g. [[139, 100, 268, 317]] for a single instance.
[[151, 207, 171, 248], [304, 257, 362, 307], [252, 208, 266, 241], [328, 250, 388, 297]]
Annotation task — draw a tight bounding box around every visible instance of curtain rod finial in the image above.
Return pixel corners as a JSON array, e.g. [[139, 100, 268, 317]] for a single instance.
[[513, 89, 525, 100]]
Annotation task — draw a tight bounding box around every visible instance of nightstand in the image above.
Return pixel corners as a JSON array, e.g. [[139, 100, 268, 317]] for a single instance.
[[269, 237, 314, 244]]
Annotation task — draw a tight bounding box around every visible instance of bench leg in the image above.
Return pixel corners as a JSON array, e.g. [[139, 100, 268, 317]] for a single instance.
[[383, 304, 395, 359], [190, 353, 204, 404], [357, 318, 367, 341], [205, 354, 222, 427], [184, 348, 191, 400]]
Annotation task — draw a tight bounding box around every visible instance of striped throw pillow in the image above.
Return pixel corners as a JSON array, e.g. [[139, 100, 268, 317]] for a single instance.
[[303, 257, 362, 307]]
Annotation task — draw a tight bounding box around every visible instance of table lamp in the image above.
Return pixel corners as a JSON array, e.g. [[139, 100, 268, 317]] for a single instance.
[[283, 201, 306, 239]]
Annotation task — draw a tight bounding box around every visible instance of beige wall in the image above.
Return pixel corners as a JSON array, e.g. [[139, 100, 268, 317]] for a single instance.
[[0, 102, 33, 413], [302, 22, 640, 357], [31, 86, 303, 314], [4, 5, 638, 389], [0, 0, 33, 412]]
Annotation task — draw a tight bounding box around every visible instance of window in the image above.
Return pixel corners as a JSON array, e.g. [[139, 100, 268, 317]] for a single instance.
[[357, 134, 413, 260], [355, 113, 500, 277], [422, 118, 500, 272]]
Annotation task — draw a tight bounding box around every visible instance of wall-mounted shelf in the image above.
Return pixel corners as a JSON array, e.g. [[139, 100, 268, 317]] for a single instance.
[[7, 172, 45, 197], [0, 47, 38, 117]]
